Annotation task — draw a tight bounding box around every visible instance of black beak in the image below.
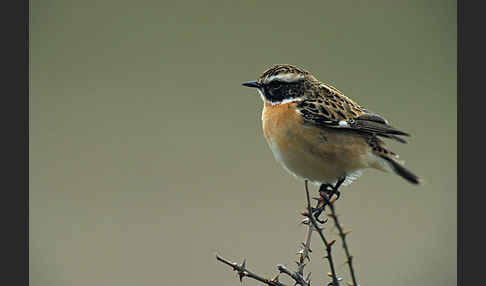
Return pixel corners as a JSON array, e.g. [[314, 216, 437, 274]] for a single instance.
[[242, 81, 262, 88]]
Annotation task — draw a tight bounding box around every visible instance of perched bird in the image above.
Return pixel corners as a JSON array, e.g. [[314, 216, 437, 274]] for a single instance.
[[242, 64, 420, 203]]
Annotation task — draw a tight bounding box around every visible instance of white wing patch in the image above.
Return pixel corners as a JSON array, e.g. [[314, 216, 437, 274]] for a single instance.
[[338, 120, 349, 127]]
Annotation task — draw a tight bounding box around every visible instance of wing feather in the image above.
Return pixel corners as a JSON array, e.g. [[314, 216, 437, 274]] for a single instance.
[[296, 86, 410, 143]]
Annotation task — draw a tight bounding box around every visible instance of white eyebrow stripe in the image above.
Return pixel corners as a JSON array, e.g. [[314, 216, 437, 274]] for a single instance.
[[265, 73, 304, 83]]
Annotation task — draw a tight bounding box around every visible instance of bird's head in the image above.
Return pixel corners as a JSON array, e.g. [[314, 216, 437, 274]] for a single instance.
[[242, 64, 318, 105]]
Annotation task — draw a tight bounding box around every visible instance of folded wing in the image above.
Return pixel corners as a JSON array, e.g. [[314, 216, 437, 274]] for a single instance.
[[296, 85, 410, 143]]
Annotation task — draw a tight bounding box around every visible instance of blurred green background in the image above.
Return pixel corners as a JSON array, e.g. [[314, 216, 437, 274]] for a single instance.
[[30, 1, 456, 285]]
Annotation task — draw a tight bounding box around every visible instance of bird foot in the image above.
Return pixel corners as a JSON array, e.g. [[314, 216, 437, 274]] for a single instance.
[[312, 178, 345, 223]]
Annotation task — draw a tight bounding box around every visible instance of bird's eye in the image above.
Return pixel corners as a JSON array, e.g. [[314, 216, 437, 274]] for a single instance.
[[268, 81, 283, 89]]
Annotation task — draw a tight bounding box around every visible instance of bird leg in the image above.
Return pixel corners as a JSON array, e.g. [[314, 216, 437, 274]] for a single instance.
[[312, 177, 346, 223]]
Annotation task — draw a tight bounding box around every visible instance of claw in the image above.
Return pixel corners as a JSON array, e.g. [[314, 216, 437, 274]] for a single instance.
[[313, 207, 323, 220], [309, 179, 345, 224], [319, 178, 345, 202], [333, 190, 341, 201], [316, 217, 328, 224], [312, 205, 331, 224]]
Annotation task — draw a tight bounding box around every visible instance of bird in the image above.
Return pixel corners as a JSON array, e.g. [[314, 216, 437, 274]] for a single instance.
[[242, 64, 420, 210]]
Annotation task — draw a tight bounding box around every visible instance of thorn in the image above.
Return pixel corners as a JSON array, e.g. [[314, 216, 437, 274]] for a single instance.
[[300, 243, 312, 253], [236, 259, 247, 282], [345, 256, 354, 264], [305, 272, 312, 281], [347, 282, 355, 286], [271, 273, 280, 282], [327, 272, 333, 277], [238, 272, 245, 282], [343, 229, 352, 236], [327, 239, 336, 247], [301, 211, 310, 217]]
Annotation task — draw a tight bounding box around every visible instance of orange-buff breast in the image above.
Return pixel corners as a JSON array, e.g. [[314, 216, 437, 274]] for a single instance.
[[261, 102, 373, 184]]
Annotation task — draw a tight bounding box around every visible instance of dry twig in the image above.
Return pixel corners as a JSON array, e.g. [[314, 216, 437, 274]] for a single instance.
[[216, 219, 313, 286], [322, 191, 358, 286], [216, 254, 287, 286], [216, 180, 357, 286], [304, 180, 340, 286]]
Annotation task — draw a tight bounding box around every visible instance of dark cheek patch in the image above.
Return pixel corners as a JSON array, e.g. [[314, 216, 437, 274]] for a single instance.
[[263, 82, 302, 102]]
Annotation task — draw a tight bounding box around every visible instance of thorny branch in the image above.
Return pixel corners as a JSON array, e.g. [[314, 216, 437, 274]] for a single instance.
[[215, 254, 287, 286], [304, 180, 340, 286], [297, 217, 313, 276], [322, 191, 359, 286], [216, 208, 314, 286], [216, 181, 357, 286]]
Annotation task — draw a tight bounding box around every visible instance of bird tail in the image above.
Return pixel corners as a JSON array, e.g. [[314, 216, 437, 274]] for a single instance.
[[378, 155, 420, 185]]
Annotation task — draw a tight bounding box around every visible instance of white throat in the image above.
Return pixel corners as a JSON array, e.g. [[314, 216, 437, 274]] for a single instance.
[[256, 89, 302, 105]]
